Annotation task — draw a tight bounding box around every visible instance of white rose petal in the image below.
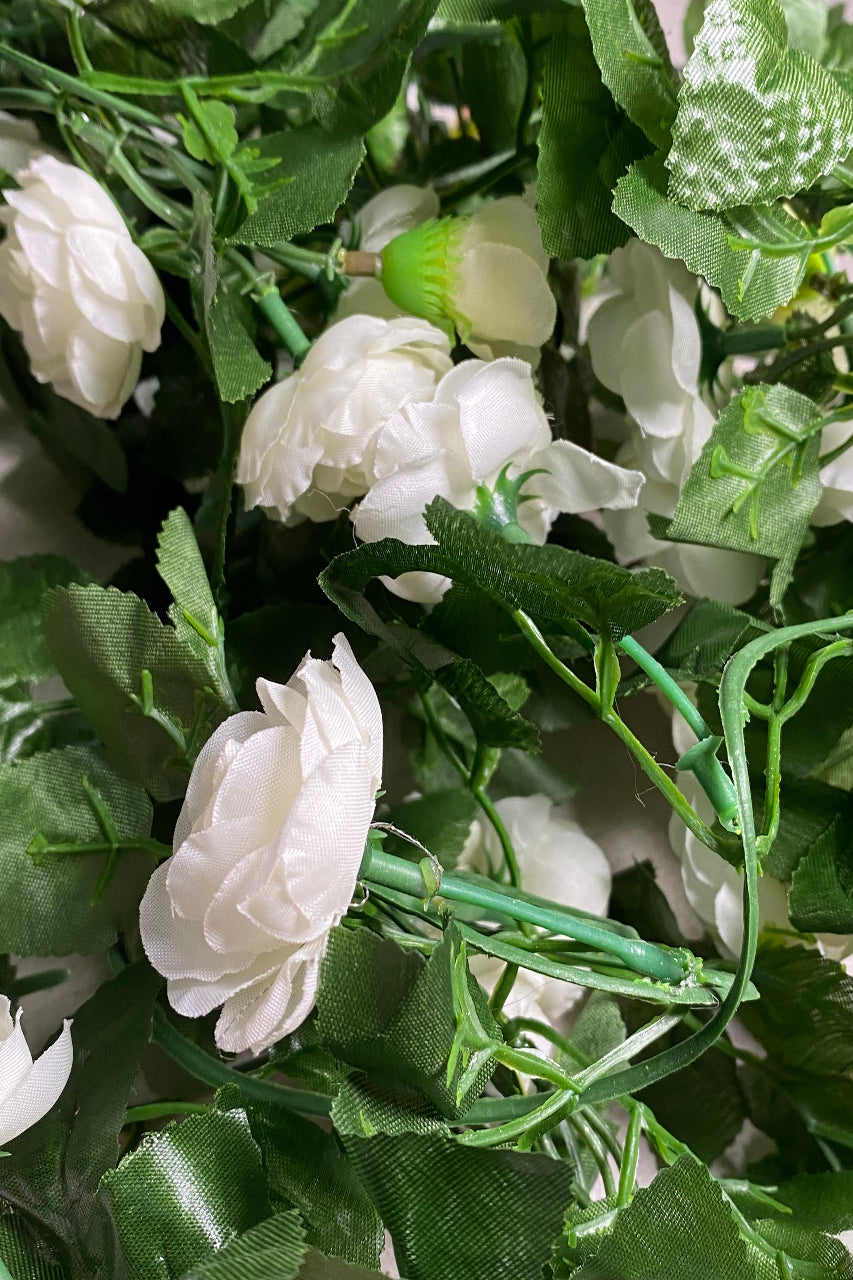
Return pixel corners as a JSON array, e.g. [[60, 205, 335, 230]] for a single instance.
[[352, 357, 644, 604], [812, 417, 853, 525], [588, 239, 764, 604], [140, 634, 383, 1054], [0, 997, 73, 1147], [0, 155, 164, 419], [0, 110, 46, 179], [236, 313, 452, 526]]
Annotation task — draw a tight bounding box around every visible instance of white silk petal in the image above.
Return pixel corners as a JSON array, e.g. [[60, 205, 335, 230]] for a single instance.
[[0, 1019, 73, 1148]]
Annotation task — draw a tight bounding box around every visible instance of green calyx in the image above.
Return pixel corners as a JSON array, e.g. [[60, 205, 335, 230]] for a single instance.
[[473, 463, 547, 544], [380, 216, 465, 338]]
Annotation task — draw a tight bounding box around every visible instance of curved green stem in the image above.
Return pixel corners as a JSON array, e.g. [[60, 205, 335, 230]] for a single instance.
[[152, 1007, 332, 1116], [227, 250, 311, 361]]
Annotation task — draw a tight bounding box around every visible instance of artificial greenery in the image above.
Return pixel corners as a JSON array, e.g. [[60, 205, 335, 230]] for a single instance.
[[2, 0, 853, 1278]]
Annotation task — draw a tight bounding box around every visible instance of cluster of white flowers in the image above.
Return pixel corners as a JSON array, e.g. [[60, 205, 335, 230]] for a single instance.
[[140, 634, 383, 1053], [462, 794, 612, 1036], [238, 328, 643, 605], [0, 996, 73, 1148], [585, 239, 765, 605]]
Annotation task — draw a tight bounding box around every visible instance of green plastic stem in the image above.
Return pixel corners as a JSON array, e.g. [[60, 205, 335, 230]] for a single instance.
[[358, 845, 689, 985]]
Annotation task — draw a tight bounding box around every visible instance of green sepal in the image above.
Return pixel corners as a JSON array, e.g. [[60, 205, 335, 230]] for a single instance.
[[380, 217, 462, 338]]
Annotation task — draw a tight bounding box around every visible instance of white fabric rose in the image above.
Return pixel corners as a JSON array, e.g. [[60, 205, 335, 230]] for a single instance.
[[140, 634, 383, 1054], [336, 185, 440, 322], [381, 196, 557, 361], [0, 998, 73, 1147], [586, 239, 764, 606], [0, 110, 44, 178], [464, 794, 612, 1026], [812, 417, 853, 526], [352, 356, 644, 604], [0, 155, 164, 419], [236, 314, 452, 525]]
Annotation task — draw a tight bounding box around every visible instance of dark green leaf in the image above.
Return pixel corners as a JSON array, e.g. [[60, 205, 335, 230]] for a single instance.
[[0, 964, 161, 1279], [216, 1090, 383, 1270], [654, 384, 823, 606], [230, 126, 364, 247], [100, 1109, 270, 1280], [205, 275, 272, 405], [581, 0, 679, 147], [537, 11, 647, 260], [321, 498, 682, 644], [182, 1211, 306, 1280], [0, 557, 90, 689], [385, 788, 479, 865], [42, 583, 223, 800], [609, 861, 693, 950], [571, 1156, 756, 1279], [315, 925, 497, 1119], [742, 943, 853, 1076], [0, 746, 152, 955], [346, 1130, 574, 1280], [790, 821, 853, 933], [640, 1037, 746, 1163], [613, 153, 814, 321]]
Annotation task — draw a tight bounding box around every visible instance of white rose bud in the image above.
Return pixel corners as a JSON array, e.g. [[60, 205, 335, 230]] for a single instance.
[[352, 357, 644, 604], [585, 238, 763, 605], [464, 794, 612, 1028], [236, 313, 452, 525], [336, 184, 440, 322], [0, 155, 165, 419], [140, 634, 383, 1054], [380, 196, 557, 359], [0, 997, 73, 1148]]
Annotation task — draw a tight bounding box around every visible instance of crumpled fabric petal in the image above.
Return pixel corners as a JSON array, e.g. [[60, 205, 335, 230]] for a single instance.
[[0, 997, 73, 1147]]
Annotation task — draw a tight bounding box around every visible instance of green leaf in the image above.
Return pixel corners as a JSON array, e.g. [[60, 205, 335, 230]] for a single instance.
[[0, 556, 90, 689], [385, 788, 479, 865], [0, 963, 161, 1278], [581, 0, 679, 147], [667, 0, 853, 211], [536, 10, 648, 260], [156, 508, 233, 705], [182, 1211, 306, 1280], [42, 583, 224, 800], [0, 746, 152, 955], [654, 384, 824, 606], [315, 925, 497, 1119], [571, 1156, 756, 1279], [180, 100, 239, 164], [230, 125, 365, 247], [141, 0, 254, 21], [321, 498, 682, 644], [773, 1170, 853, 1232], [790, 820, 853, 933], [100, 1109, 270, 1280], [216, 1089, 384, 1270], [639, 1036, 747, 1163], [613, 153, 814, 321], [206, 273, 272, 404], [741, 943, 853, 1076], [346, 1130, 574, 1280], [0, 1210, 64, 1280]]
